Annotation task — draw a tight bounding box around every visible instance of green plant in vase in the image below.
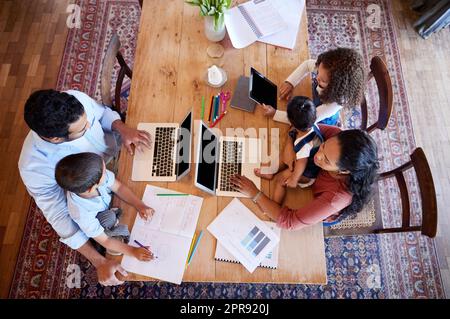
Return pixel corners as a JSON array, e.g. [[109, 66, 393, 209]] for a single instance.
[[185, 0, 232, 41]]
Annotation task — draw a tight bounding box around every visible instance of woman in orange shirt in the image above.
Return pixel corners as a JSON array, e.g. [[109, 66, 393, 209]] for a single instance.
[[231, 125, 379, 230]]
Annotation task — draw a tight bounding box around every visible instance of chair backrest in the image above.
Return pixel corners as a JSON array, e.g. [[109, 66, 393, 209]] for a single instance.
[[100, 33, 132, 121], [377, 147, 437, 238], [360, 56, 394, 133]]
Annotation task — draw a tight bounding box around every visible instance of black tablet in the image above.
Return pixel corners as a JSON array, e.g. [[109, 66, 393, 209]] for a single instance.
[[249, 67, 277, 109]]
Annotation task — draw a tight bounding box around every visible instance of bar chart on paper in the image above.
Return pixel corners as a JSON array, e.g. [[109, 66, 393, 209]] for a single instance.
[[207, 198, 280, 273], [241, 226, 271, 257]]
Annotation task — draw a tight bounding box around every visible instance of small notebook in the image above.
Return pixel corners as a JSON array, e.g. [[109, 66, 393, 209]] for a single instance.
[[224, 0, 288, 49], [214, 221, 281, 269], [230, 76, 256, 112]]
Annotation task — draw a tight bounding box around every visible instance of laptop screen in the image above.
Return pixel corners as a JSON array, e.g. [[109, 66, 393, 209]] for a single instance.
[[249, 67, 277, 109], [176, 111, 192, 178], [195, 121, 218, 194]]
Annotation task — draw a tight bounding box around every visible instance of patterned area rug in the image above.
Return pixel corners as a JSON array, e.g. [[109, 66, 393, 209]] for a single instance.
[[9, 0, 445, 298]]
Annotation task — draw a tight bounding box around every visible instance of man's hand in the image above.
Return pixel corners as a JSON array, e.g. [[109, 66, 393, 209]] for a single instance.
[[112, 120, 152, 155], [96, 258, 128, 286], [279, 81, 294, 100], [258, 103, 276, 118]]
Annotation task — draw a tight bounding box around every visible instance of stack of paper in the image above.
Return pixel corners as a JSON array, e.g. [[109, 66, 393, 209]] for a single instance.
[[224, 0, 305, 50], [207, 198, 280, 273], [214, 221, 281, 269]]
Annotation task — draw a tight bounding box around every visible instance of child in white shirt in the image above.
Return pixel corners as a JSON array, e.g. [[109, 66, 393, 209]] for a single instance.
[[55, 152, 155, 260]]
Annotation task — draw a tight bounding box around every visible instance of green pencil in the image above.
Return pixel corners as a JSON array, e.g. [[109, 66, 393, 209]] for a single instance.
[[200, 96, 205, 120], [156, 193, 189, 196]]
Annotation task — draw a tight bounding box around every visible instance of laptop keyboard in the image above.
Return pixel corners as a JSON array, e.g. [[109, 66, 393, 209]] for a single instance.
[[219, 141, 243, 192], [152, 127, 176, 177]]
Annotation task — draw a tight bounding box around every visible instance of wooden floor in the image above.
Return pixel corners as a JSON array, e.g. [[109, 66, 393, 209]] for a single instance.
[[0, 0, 71, 297], [0, 0, 449, 298], [391, 1, 450, 297]]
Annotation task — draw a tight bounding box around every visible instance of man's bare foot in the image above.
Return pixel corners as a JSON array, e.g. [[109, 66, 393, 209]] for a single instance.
[[254, 168, 275, 180]]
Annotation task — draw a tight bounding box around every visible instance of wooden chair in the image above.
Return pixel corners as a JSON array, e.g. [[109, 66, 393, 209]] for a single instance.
[[324, 147, 438, 238], [360, 56, 394, 133], [101, 33, 133, 121]]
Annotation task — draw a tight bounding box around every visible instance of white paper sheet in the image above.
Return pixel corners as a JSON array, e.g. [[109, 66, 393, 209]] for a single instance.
[[139, 185, 203, 237], [224, 0, 288, 49], [207, 198, 280, 273], [257, 0, 305, 50], [215, 221, 281, 269], [121, 185, 203, 284]]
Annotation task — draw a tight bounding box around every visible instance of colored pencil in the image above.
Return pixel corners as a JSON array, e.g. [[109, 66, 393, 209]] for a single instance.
[[156, 193, 189, 196], [185, 233, 197, 269], [211, 95, 216, 123], [200, 96, 205, 120], [210, 111, 227, 128], [187, 230, 204, 265], [207, 95, 213, 122], [214, 95, 220, 122]]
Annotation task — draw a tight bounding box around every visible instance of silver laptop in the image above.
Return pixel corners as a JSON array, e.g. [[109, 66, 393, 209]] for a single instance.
[[194, 121, 261, 197], [132, 110, 192, 182]]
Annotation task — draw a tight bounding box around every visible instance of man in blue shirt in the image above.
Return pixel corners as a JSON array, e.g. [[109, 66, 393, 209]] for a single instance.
[[18, 89, 151, 286]]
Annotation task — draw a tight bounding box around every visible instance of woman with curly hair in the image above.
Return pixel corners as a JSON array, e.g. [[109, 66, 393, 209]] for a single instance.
[[260, 47, 366, 126], [231, 125, 379, 229]]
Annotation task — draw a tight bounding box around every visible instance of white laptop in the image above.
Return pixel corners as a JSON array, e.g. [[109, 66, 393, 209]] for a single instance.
[[194, 120, 261, 197], [132, 110, 192, 182]]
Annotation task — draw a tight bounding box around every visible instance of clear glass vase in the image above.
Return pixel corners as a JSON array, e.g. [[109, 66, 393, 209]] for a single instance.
[[204, 15, 226, 42]]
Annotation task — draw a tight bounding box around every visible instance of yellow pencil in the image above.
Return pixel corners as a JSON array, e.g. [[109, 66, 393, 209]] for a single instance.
[[185, 232, 197, 269]]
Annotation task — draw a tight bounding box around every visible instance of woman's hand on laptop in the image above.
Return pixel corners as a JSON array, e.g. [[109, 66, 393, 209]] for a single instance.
[[230, 175, 259, 198], [258, 103, 276, 118], [279, 81, 294, 100]]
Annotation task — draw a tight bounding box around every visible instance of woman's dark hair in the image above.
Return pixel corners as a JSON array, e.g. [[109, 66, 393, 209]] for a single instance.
[[336, 129, 379, 218], [316, 47, 365, 107], [286, 96, 317, 131], [24, 89, 85, 139], [55, 152, 104, 194]]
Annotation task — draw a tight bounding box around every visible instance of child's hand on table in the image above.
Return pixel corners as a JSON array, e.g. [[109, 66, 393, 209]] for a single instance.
[[258, 103, 276, 118], [136, 203, 155, 221], [132, 247, 154, 261]]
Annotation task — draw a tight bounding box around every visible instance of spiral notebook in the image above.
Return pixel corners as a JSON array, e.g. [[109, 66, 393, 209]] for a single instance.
[[224, 0, 288, 49], [214, 221, 281, 269]]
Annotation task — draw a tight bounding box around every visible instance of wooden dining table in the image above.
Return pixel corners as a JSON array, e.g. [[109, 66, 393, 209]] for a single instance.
[[111, 0, 327, 284]]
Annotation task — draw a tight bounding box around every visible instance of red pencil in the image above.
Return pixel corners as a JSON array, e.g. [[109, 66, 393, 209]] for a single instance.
[[210, 111, 227, 128]]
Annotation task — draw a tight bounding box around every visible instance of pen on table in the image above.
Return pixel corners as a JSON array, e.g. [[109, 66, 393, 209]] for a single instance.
[[134, 239, 158, 258], [210, 111, 227, 128], [156, 193, 189, 196], [187, 230, 204, 265], [185, 232, 197, 270], [200, 96, 205, 121]]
